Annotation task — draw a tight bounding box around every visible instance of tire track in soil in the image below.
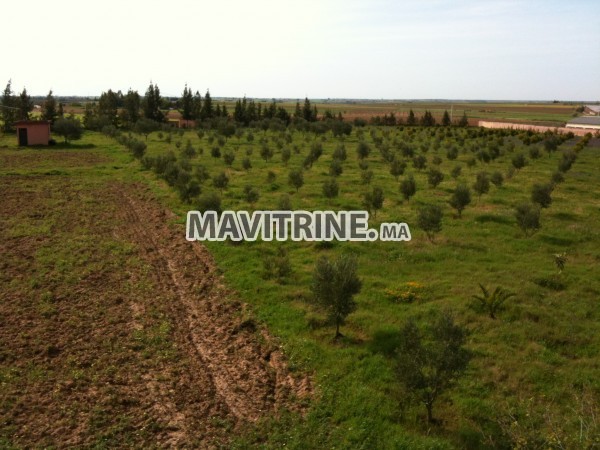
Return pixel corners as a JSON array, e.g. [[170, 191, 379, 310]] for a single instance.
[[112, 183, 311, 441]]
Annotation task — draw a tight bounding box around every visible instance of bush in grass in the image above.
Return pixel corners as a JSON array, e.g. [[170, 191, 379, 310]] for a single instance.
[[361, 169, 374, 185], [449, 184, 471, 217], [451, 164, 462, 179], [395, 312, 471, 424], [390, 158, 407, 180], [262, 247, 292, 283], [260, 143, 274, 161], [400, 174, 417, 203], [311, 254, 362, 339], [288, 168, 304, 192], [329, 159, 343, 177], [196, 192, 222, 214], [182, 139, 196, 158], [385, 281, 425, 303], [281, 147, 291, 165], [211, 146, 221, 158], [212, 171, 229, 192], [194, 165, 210, 183], [223, 150, 235, 166], [472, 284, 516, 319], [417, 204, 443, 242], [243, 185, 259, 205], [473, 172, 490, 199], [531, 183, 553, 208], [333, 143, 347, 161], [515, 202, 541, 236], [511, 153, 527, 170], [363, 186, 384, 217], [356, 141, 370, 159], [277, 194, 292, 210], [446, 146, 459, 160], [178, 180, 201, 203], [551, 171, 564, 185], [491, 171, 504, 187], [529, 145, 541, 159], [412, 154, 427, 171], [322, 178, 339, 199], [427, 168, 444, 188]]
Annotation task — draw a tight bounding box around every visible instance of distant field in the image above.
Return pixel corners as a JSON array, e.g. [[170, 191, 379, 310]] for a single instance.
[[59, 100, 583, 127]]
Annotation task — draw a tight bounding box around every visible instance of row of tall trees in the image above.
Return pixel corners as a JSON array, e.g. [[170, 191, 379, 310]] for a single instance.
[[1, 80, 34, 132], [370, 109, 469, 127]]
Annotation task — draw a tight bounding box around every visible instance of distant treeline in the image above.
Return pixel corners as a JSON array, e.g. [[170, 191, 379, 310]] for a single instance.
[[1, 80, 468, 134]]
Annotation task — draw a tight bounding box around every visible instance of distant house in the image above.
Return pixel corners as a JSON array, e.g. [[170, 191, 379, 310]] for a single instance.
[[566, 116, 600, 130], [15, 120, 51, 146], [165, 110, 196, 128], [583, 105, 600, 115]]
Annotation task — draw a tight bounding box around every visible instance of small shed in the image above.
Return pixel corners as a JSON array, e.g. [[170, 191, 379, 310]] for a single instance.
[[15, 120, 51, 146]]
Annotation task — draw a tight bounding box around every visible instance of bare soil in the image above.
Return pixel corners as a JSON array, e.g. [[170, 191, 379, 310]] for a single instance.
[[0, 172, 310, 448]]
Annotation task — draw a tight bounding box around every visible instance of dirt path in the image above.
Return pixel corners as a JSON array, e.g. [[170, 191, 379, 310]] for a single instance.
[[0, 174, 310, 448]]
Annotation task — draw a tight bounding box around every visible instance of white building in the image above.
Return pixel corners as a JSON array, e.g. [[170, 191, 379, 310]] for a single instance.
[[566, 116, 600, 130]]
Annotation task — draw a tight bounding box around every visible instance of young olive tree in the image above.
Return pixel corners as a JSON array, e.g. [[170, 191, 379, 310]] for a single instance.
[[311, 254, 362, 339]]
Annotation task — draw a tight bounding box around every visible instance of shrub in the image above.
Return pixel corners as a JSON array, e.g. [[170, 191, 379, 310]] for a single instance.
[[400, 175, 417, 202], [329, 159, 343, 177], [472, 172, 490, 199], [449, 184, 471, 217], [322, 178, 339, 199], [223, 150, 235, 166], [262, 247, 292, 282], [243, 185, 259, 205], [427, 168, 444, 188], [472, 284, 516, 319], [531, 183, 553, 208], [363, 186, 384, 217], [212, 171, 229, 192], [491, 171, 504, 188], [417, 204, 443, 242], [515, 202, 541, 236], [196, 192, 222, 214], [288, 168, 304, 192]]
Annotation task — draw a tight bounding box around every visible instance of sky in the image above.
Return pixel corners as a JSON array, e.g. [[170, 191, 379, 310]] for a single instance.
[[2, 0, 599, 100]]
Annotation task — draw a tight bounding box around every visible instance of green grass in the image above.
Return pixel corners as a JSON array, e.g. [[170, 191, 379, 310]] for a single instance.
[[2, 125, 599, 448], [125, 124, 600, 448]]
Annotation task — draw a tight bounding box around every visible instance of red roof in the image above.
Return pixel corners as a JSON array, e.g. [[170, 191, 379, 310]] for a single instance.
[[14, 120, 50, 126]]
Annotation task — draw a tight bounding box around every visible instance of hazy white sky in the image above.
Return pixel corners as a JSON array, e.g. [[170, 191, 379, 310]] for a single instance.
[[2, 0, 599, 100]]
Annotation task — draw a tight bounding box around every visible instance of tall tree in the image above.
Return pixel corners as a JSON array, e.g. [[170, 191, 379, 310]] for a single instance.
[[1, 80, 17, 132], [294, 101, 302, 119], [121, 88, 140, 124], [201, 90, 213, 120], [442, 110, 451, 126], [192, 91, 202, 121], [42, 90, 58, 124], [143, 82, 164, 122], [180, 84, 194, 120], [302, 97, 314, 122], [17, 87, 33, 121], [98, 89, 119, 125], [406, 109, 416, 126]]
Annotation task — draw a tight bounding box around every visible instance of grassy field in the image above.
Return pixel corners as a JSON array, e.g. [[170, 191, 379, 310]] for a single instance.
[[1, 123, 599, 448]]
